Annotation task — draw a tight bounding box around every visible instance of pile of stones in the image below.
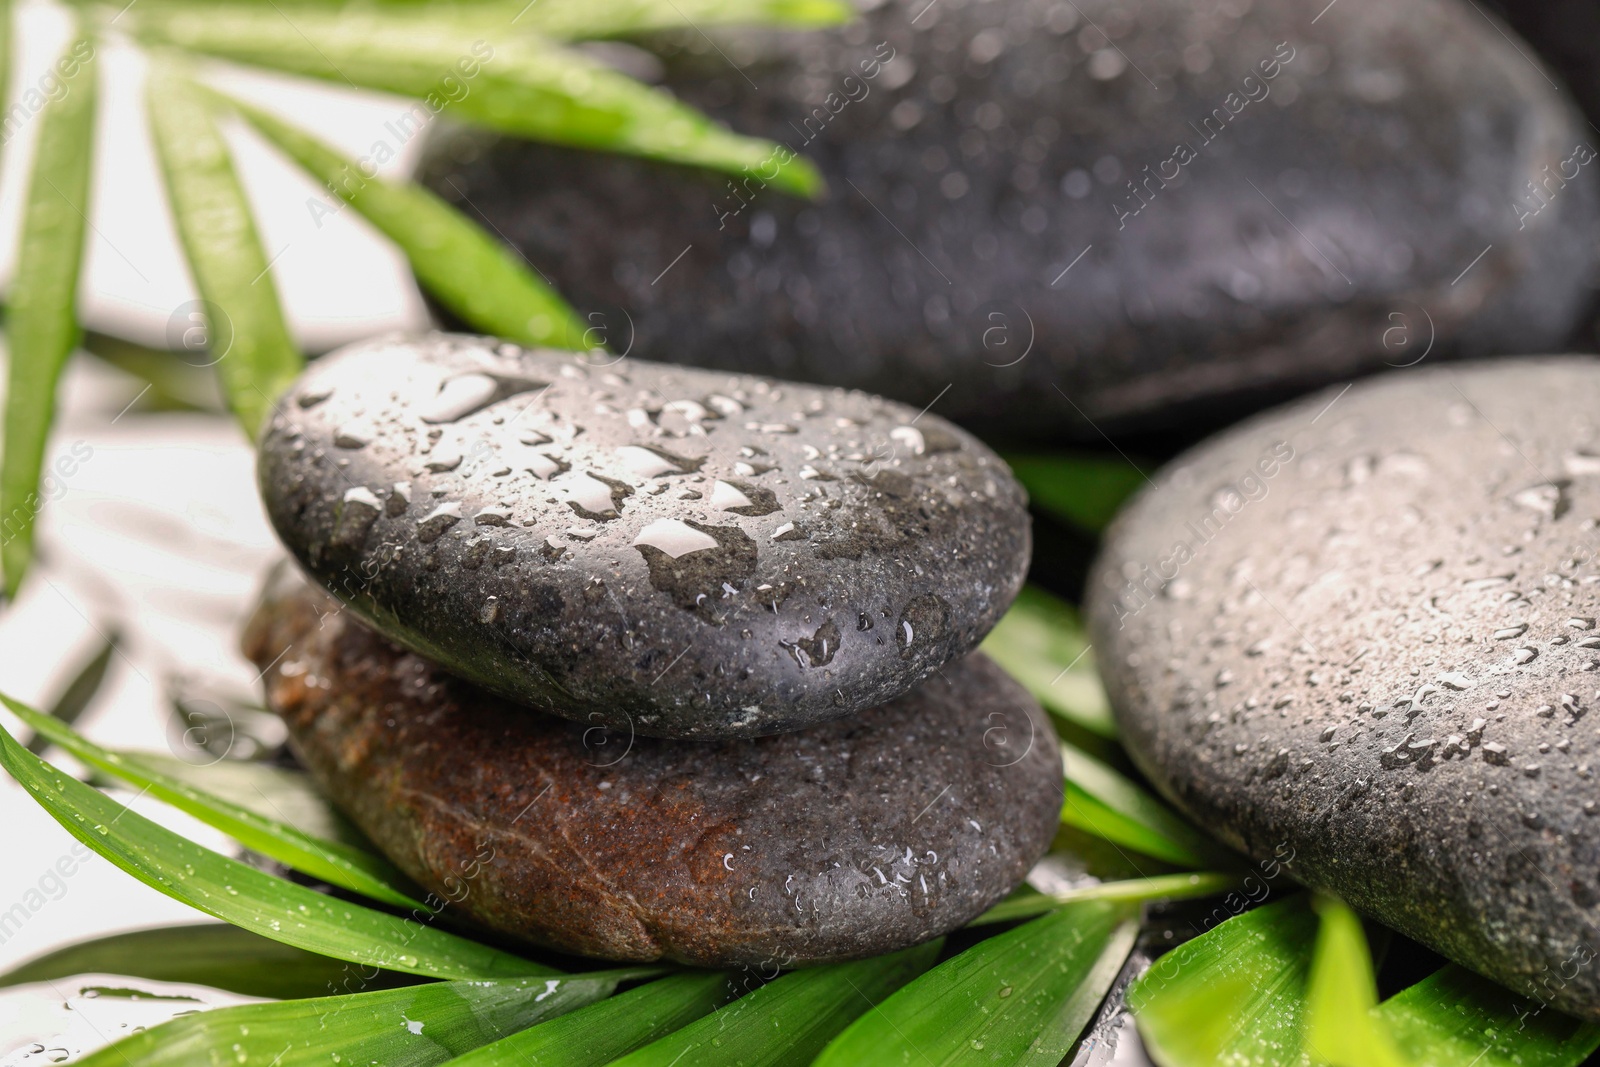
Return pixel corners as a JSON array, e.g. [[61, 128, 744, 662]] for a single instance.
[[248, 0, 1600, 1023], [245, 333, 1060, 966]]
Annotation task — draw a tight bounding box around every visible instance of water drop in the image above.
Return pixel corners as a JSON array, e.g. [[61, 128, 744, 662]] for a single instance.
[[420, 372, 544, 423], [416, 502, 462, 543], [633, 519, 719, 557], [564, 473, 631, 520]]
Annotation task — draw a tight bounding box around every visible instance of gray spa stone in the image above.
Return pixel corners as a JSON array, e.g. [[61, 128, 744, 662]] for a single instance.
[[244, 576, 1062, 966], [256, 333, 1029, 738], [1088, 357, 1600, 1022], [419, 0, 1599, 440]]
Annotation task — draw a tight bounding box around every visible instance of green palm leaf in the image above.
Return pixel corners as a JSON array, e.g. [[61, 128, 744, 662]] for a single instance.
[[125, 4, 824, 196], [98, 751, 373, 851], [1378, 966, 1600, 1067], [76, 968, 647, 1067], [0, 718, 553, 981], [818, 900, 1138, 1066], [1, 26, 95, 596], [1060, 740, 1223, 868], [1302, 894, 1406, 1067], [1128, 894, 1318, 1066], [444, 971, 738, 1066], [981, 586, 1116, 738], [211, 88, 590, 349], [147, 64, 302, 436], [970, 871, 1240, 927], [613, 942, 941, 1066], [0, 923, 417, 1000], [3, 692, 427, 909], [1129, 893, 1600, 1067]]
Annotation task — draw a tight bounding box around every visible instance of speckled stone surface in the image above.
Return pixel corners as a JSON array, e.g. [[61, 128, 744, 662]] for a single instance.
[[243, 575, 1062, 966], [1088, 357, 1600, 1021], [256, 333, 1029, 738], [419, 0, 1599, 440]]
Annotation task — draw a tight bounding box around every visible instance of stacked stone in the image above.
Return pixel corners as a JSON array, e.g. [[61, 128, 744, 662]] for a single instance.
[[246, 333, 1057, 966]]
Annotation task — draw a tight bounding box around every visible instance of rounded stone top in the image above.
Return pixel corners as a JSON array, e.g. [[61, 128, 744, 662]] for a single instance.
[[1088, 356, 1600, 1020], [257, 332, 1030, 737]]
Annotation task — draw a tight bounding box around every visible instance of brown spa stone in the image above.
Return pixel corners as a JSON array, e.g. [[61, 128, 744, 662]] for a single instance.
[[243, 574, 1062, 966]]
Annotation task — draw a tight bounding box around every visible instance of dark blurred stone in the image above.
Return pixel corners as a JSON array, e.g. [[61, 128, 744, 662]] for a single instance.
[[1490, 0, 1600, 350], [1088, 357, 1600, 1021], [257, 333, 1029, 738], [420, 0, 1600, 441], [244, 576, 1062, 966]]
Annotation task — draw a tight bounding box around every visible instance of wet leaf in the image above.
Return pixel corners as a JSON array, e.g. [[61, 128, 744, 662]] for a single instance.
[[1377, 965, 1600, 1067], [818, 900, 1138, 1066], [614, 942, 940, 1066], [127, 5, 823, 196], [147, 65, 302, 436], [0, 923, 418, 1000], [1128, 894, 1318, 1067], [1060, 740, 1221, 868], [77, 969, 647, 1067], [0, 717, 554, 981], [983, 586, 1115, 738], [216, 89, 592, 350], [4, 693, 426, 909], [104, 750, 371, 851], [970, 872, 1241, 927], [1, 26, 95, 595], [1302, 894, 1405, 1067], [444, 970, 737, 1066]]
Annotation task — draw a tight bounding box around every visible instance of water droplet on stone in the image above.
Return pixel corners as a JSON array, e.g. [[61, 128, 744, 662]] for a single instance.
[[334, 426, 370, 449], [564, 473, 631, 520], [420, 372, 544, 423], [633, 518, 721, 557], [1512, 482, 1568, 518], [416, 502, 462, 543]]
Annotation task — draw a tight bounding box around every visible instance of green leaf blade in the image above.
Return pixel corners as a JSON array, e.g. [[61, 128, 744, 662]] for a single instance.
[[1128, 895, 1319, 1067], [127, 8, 822, 196], [614, 942, 940, 1066], [1378, 965, 1600, 1067], [146, 66, 301, 436], [1005, 452, 1147, 533], [818, 900, 1137, 1066], [969, 871, 1241, 927], [23, 629, 118, 755], [102, 751, 373, 851], [1060, 740, 1222, 868], [78, 969, 638, 1067], [3, 693, 427, 909], [512, 0, 853, 38], [444, 971, 737, 1066], [2, 29, 96, 596], [982, 586, 1116, 738], [217, 90, 589, 349], [1302, 894, 1406, 1067], [0, 718, 553, 981], [0, 923, 416, 1000]]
